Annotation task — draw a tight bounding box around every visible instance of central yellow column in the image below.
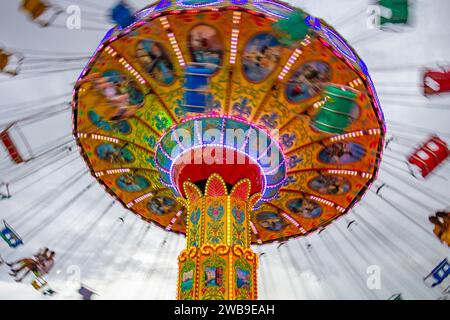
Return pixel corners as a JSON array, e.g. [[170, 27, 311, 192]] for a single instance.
[[177, 174, 259, 300]]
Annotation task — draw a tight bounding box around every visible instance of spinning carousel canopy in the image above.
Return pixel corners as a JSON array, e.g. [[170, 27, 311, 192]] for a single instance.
[[73, 0, 385, 244]]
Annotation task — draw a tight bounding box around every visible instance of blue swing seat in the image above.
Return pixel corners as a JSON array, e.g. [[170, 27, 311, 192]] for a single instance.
[[0, 220, 23, 248], [79, 285, 96, 300], [424, 258, 450, 287], [182, 63, 216, 113], [111, 1, 136, 29]]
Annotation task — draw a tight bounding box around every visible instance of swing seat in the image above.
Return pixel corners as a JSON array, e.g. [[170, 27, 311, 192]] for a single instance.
[[0, 50, 24, 76], [407, 136, 448, 178], [312, 85, 359, 135], [182, 64, 216, 113], [272, 10, 310, 47], [111, 1, 136, 29], [423, 69, 450, 96], [21, 0, 63, 27], [79, 286, 96, 300], [0, 52, 10, 70], [0, 124, 33, 163], [31, 272, 55, 295], [31, 277, 47, 290], [0, 129, 24, 164], [0, 220, 23, 248], [21, 0, 48, 20], [424, 258, 450, 288], [378, 0, 409, 26]]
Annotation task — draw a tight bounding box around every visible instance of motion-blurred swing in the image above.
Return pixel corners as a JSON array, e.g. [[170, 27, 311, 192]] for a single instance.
[[31, 276, 56, 296], [311, 85, 360, 135], [0, 220, 23, 248], [424, 258, 450, 288], [376, 0, 410, 30], [79, 285, 96, 300], [423, 67, 450, 96], [182, 63, 216, 113], [272, 10, 310, 47], [110, 1, 136, 29], [0, 48, 24, 77], [0, 123, 34, 164], [407, 136, 449, 178], [20, 0, 64, 27], [429, 211, 450, 247]]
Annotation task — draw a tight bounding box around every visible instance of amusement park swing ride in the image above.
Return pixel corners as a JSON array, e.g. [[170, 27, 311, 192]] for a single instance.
[[0, 0, 449, 300], [72, 0, 386, 300]]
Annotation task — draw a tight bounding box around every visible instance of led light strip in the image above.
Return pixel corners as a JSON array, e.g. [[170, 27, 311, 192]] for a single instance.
[[95, 168, 131, 177], [166, 144, 268, 198], [77, 132, 88, 139], [154, 115, 288, 200], [157, 142, 173, 161], [180, 114, 284, 146], [118, 57, 146, 84], [126, 192, 154, 208], [278, 49, 302, 80], [159, 16, 170, 28], [105, 46, 117, 57], [160, 179, 175, 191], [77, 132, 120, 144], [154, 157, 171, 174], [254, 0, 293, 19], [281, 212, 307, 234], [160, 17, 186, 67], [309, 195, 335, 208], [135, 7, 155, 20], [229, 12, 242, 65], [107, 168, 131, 175], [348, 77, 363, 88], [176, 0, 224, 8], [166, 210, 183, 231], [313, 98, 327, 109], [250, 221, 263, 244], [157, 114, 288, 165], [361, 172, 373, 179], [105, 46, 146, 85], [367, 128, 381, 135], [266, 178, 287, 190], [227, 196, 232, 246], [300, 35, 312, 47], [264, 160, 285, 176], [330, 128, 381, 142], [322, 27, 358, 63], [327, 169, 373, 179]]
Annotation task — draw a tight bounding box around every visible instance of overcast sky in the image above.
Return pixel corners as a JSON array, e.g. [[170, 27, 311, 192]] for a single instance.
[[0, 0, 449, 300]]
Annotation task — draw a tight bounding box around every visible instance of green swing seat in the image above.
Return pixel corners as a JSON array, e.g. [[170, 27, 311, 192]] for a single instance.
[[272, 10, 310, 47], [312, 85, 358, 135], [378, 0, 409, 25]]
